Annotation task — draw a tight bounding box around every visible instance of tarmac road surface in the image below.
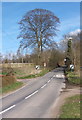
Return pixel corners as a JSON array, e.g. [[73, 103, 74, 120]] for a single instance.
[[0, 67, 66, 118]]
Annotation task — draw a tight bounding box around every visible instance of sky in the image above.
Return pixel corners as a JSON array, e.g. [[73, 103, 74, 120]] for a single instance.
[[1, 2, 80, 55], [1, 0, 81, 2]]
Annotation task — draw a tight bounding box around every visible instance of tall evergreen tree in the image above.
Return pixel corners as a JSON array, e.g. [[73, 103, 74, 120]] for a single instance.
[[66, 38, 73, 68]]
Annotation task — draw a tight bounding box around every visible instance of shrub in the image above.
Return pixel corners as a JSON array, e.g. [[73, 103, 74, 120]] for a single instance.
[[1, 66, 16, 87]]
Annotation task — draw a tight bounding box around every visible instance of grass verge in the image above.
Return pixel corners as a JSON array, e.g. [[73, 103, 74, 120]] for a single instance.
[[59, 95, 80, 118], [66, 71, 80, 85], [17, 69, 49, 79], [0, 81, 23, 94]]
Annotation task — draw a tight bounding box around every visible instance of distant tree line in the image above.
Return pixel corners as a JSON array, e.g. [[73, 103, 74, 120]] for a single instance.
[[0, 48, 65, 69]]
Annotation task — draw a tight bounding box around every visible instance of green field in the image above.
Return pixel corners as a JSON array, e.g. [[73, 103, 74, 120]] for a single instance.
[[66, 71, 80, 85], [59, 95, 80, 118], [0, 81, 23, 94]]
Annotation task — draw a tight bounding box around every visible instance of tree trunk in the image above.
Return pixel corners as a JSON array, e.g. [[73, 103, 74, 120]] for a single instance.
[[40, 33, 43, 52]]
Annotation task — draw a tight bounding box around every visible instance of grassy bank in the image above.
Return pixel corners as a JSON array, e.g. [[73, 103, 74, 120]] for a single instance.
[[0, 81, 23, 94], [66, 71, 80, 85], [17, 69, 49, 79], [1, 64, 37, 78], [59, 95, 80, 118]]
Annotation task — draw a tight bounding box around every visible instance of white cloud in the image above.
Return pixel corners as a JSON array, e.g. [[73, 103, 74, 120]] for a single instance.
[[69, 29, 81, 36]]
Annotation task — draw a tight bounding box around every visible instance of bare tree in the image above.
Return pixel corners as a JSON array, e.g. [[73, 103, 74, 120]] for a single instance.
[[18, 9, 60, 54]]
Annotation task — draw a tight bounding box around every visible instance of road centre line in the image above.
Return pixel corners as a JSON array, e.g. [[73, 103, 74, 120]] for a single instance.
[[1, 90, 39, 114], [0, 105, 16, 115], [51, 77, 53, 80], [1, 81, 51, 114], [26, 81, 50, 99], [0, 73, 64, 115], [41, 84, 47, 89], [1, 79, 52, 114], [25, 90, 38, 99], [47, 80, 51, 83]]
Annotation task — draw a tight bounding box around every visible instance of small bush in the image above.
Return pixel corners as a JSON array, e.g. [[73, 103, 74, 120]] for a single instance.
[[2, 75, 16, 87], [1, 67, 16, 87]]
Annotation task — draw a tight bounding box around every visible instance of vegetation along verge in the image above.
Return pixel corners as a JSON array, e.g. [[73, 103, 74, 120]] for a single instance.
[[17, 69, 49, 79], [66, 71, 80, 85], [59, 95, 80, 118], [0, 81, 23, 94]]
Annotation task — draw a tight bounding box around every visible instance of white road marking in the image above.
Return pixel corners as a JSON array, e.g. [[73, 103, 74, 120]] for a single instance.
[[48, 80, 51, 83], [53, 75, 56, 77], [56, 75, 59, 77], [25, 90, 38, 99], [62, 75, 65, 78], [53, 74, 65, 78], [41, 84, 47, 89], [0, 105, 16, 115]]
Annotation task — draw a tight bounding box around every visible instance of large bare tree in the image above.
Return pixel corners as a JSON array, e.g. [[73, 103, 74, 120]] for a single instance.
[[18, 8, 60, 54]]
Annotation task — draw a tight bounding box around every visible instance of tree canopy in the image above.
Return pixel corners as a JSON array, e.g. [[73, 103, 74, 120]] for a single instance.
[[18, 8, 60, 53]]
